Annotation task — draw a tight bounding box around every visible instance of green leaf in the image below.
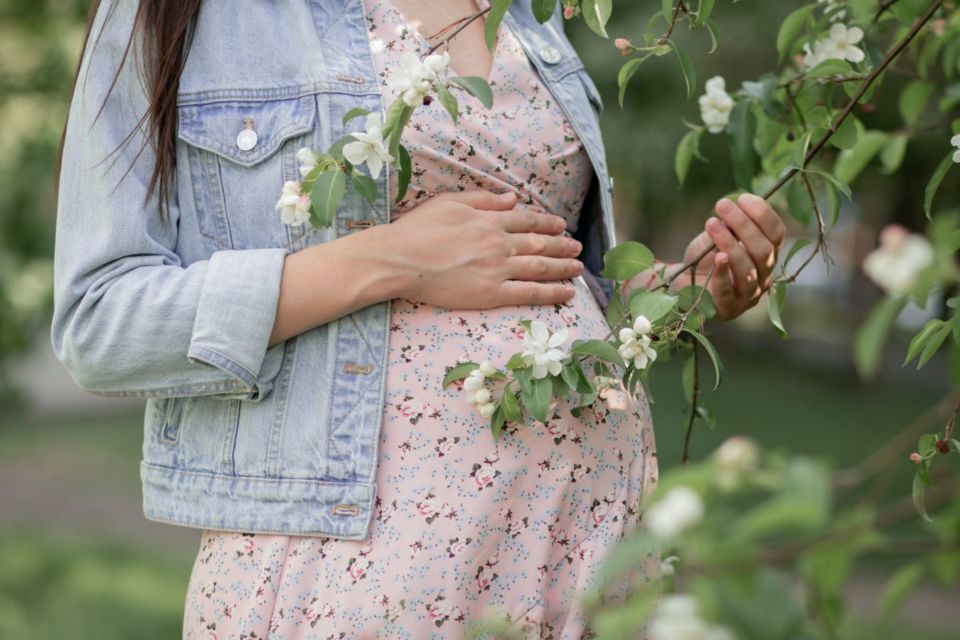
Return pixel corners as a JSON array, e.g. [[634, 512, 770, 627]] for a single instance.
[[924, 152, 956, 219], [617, 57, 647, 107], [600, 241, 655, 280], [853, 296, 907, 380], [629, 290, 679, 324], [904, 319, 947, 367], [682, 329, 723, 390], [912, 471, 932, 522], [350, 171, 378, 204], [582, 0, 612, 38], [572, 340, 625, 367], [675, 128, 704, 186], [442, 361, 479, 388], [783, 238, 813, 270], [785, 177, 813, 226], [436, 84, 459, 124], [395, 145, 412, 203], [696, 0, 716, 26], [501, 387, 522, 422], [450, 76, 494, 109], [695, 405, 717, 430], [881, 564, 925, 620], [767, 281, 788, 338], [834, 130, 888, 184], [899, 80, 934, 125], [491, 404, 506, 439], [531, 0, 556, 23], [521, 376, 553, 422], [485, 0, 513, 51], [342, 107, 371, 126], [777, 5, 817, 61], [673, 44, 697, 100], [805, 58, 854, 79], [310, 168, 346, 227], [829, 114, 860, 150], [728, 100, 757, 191], [880, 134, 909, 174], [605, 284, 626, 328]]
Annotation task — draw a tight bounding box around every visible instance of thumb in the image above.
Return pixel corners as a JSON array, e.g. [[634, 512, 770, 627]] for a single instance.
[[434, 190, 517, 211]]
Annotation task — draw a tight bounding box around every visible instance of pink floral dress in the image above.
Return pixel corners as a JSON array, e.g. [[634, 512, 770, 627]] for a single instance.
[[182, 1, 658, 637]]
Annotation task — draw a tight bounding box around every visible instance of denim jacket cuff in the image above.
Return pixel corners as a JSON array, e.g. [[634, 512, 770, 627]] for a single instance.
[[187, 247, 290, 400]]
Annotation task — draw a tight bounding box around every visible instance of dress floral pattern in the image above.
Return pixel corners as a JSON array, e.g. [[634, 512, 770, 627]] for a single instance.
[[182, 1, 658, 638]]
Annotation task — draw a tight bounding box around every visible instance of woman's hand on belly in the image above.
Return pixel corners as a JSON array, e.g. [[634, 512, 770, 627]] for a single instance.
[[368, 190, 585, 310]]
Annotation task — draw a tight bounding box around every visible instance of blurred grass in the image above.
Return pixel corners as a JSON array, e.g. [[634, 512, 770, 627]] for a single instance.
[[0, 530, 189, 640], [0, 351, 952, 638]]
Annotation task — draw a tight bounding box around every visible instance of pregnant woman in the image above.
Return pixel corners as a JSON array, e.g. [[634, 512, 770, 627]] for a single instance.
[[53, 0, 785, 637]]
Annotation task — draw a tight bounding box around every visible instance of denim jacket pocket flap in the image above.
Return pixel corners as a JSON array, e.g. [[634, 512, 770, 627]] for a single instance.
[[177, 94, 317, 168]]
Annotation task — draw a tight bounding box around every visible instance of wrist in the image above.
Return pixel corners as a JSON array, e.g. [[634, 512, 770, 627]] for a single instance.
[[343, 224, 417, 304]]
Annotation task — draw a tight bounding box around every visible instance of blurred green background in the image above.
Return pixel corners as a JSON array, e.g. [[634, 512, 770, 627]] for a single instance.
[[1, 1, 957, 638]]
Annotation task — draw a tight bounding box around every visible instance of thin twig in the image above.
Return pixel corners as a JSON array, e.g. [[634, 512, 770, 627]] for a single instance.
[[783, 173, 832, 283], [659, 0, 690, 44], [425, 7, 492, 55], [834, 392, 957, 489]]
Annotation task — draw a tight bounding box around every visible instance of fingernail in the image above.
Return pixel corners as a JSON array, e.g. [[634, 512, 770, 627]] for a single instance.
[[716, 198, 734, 215], [707, 217, 722, 231], [569, 239, 582, 253], [738, 193, 761, 207]]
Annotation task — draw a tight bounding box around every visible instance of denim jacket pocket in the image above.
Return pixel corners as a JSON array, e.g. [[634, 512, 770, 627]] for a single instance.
[[176, 94, 318, 249], [158, 397, 186, 445]]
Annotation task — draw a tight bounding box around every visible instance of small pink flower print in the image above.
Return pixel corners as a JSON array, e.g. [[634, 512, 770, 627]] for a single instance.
[[320, 603, 335, 618], [475, 565, 498, 591], [243, 538, 255, 553], [446, 537, 472, 558], [359, 541, 373, 556], [435, 436, 459, 457], [559, 310, 577, 326], [473, 463, 495, 489], [507, 516, 529, 538], [409, 539, 424, 559], [398, 398, 422, 418], [417, 494, 441, 522], [347, 555, 371, 581], [591, 502, 606, 526], [427, 598, 451, 619]]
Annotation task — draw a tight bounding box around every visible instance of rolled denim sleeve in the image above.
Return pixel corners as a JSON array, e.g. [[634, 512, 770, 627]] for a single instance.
[[51, 0, 287, 401]]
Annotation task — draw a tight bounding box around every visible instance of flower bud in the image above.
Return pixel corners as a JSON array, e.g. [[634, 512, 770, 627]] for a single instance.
[[474, 388, 492, 405], [936, 439, 950, 455], [479, 402, 496, 418], [479, 360, 498, 377], [563, 6, 575, 19], [909, 452, 922, 464], [422, 95, 433, 106]]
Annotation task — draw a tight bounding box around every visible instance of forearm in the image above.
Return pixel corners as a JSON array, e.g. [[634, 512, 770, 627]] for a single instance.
[[268, 225, 412, 347]]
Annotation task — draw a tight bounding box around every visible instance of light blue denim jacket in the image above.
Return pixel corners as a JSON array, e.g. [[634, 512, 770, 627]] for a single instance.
[[52, 0, 617, 538]]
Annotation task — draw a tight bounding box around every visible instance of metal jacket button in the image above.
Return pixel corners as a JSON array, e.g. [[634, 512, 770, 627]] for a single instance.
[[539, 45, 562, 64], [236, 117, 258, 151]]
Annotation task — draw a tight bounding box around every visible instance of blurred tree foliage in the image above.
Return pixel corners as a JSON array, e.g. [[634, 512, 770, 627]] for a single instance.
[[567, 2, 958, 249], [0, 0, 89, 403]]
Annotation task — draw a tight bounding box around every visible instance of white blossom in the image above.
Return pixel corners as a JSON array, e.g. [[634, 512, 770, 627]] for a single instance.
[[479, 402, 496, 418], [617, 314, 658, 371], [862, 224, 935, 295], [479, 360, 498, 377], [274, 180, 311, 226], [342, 113, 393, 180], [463, 369, 486, 402], [714, 436, 759, 490], [521, 321, 569, 379], [645, 486, 704, 538], [296, 147, 317, 178], [818, 0, 847, 21], [825, 23, 865, 63], [648, 595, 738, 640], [803, 23, 864, 70], [388, 51, 450, 106], [659, 555, 679, 577], [698, 76, 734, 134], [951, 133, 960, 163]]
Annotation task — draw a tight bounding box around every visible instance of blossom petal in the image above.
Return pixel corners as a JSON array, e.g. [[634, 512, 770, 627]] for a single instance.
[[342, 141, 370, 166]]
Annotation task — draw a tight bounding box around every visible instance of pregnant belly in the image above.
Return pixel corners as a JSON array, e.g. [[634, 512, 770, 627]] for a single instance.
[[376, 274, 655, 585], [385, 275, 609, 375]]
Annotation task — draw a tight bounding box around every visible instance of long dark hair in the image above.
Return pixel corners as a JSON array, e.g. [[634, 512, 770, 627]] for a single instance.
[[56, 0, 203, 219]]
